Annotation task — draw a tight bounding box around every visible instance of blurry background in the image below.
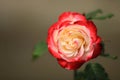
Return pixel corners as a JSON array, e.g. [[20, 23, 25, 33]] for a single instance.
[[0, 0, 120, 80]]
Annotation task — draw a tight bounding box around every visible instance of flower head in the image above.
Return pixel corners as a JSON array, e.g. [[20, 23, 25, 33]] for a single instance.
[[47, 12, 102, 70]]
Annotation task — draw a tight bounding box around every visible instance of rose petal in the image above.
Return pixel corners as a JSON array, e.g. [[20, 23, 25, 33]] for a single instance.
[[81, 45, 94, 61], [59, 12, 87, 23], [92, 37, 102, 58], [75, 21, 97, 42], [57, 59, 85, 70], [47, 23, 61, 59], [86, 21, 97, 42]]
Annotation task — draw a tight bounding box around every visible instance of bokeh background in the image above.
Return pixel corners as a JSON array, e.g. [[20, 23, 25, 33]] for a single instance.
[[0, 0, 120, 80]]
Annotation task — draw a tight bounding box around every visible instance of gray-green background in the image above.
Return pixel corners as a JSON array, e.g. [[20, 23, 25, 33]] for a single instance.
[[0, 0, 120, 80]]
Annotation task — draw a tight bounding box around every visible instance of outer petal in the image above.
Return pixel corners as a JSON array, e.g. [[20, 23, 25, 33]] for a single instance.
[[58, 21, 72, 29], [57, 59, 85, 70], [59, 12, 87, 23], [92, 37, 102, 58], [47, 22, 61, 59], [86, 21, 97, 42]]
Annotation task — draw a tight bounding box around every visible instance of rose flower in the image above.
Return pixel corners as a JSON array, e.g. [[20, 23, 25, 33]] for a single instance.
[[47, 12, 102, 70]]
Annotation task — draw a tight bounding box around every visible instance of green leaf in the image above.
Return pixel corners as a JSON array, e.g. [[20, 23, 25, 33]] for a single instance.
[[84, 63, 110, 80], [92, 14, 114, 20], [85, 9, 114, 20], [100, 53, 118, 60], [100, 41, 118, 60], [32, 41, 48, 60], [75, 71, 86, 80], [86, 9, 103, 20]]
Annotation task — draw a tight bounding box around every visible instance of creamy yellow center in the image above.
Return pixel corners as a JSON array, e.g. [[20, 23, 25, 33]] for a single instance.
[[58, 25, 90, 58]]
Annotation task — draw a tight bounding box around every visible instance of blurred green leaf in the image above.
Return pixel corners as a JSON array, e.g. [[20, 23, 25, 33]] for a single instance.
[[75, 71, 86, 80], [86, 9, 103, 20], [100, 41, 118, 60], [32, 41, 47, 60], [100, 53, 118, 60], [84, 63, 109, 80], [92, 14, 114, 20], [85, 9, 114, 20]]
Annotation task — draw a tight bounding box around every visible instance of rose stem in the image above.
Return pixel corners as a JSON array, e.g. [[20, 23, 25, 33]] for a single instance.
[[74, 70, 77, 80]]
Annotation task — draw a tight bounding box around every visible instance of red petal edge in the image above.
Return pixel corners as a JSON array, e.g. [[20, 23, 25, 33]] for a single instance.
[[92, 37, 102, 58], [47, 22, 61, 59], [58, 12, 87, 23], [57, 59, 85, 70], [86, 21, 97, 42]]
